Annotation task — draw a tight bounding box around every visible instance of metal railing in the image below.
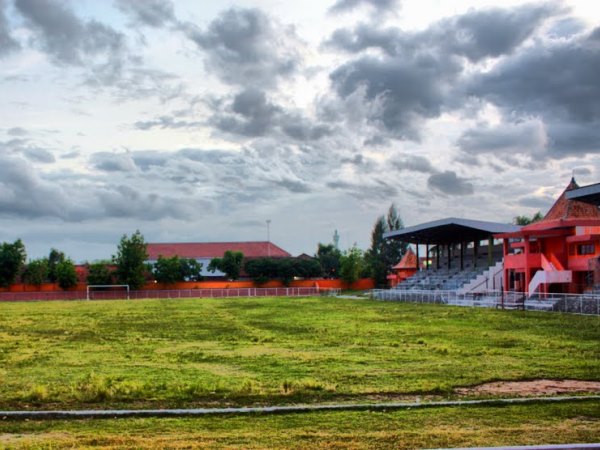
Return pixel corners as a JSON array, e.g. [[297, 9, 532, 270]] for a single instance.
[[370, 289, 600, 316], [0, 287, 325, 302]]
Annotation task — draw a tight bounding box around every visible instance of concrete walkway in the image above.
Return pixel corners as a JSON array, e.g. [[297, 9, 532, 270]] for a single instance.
[[1, 395, 598, 420]]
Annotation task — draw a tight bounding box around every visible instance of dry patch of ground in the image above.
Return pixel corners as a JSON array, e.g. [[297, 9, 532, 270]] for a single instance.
[[456, 379, 600, 396]]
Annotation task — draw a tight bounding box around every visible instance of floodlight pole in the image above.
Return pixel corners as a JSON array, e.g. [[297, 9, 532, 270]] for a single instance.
[[266, 219, 271, 257]]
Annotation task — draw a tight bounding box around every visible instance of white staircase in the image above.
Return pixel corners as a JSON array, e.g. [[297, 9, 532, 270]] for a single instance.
[[528, 254, 572, 297], [457, 260, 503, 294]]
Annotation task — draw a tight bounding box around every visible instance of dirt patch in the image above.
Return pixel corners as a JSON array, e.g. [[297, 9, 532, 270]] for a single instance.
[[456, 379, 600, 396]]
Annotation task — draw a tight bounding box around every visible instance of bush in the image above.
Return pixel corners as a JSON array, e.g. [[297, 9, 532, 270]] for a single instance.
[[56, 259, 78, 290]]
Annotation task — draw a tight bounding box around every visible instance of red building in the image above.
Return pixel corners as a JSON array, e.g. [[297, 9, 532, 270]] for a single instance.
[[497, 178, 600, 296]]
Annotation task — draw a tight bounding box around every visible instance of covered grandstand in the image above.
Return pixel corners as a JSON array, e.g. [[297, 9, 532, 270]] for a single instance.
[[373, 179, 600, 314]]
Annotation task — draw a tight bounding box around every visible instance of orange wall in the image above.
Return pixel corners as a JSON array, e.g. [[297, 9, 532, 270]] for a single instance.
[[0, 278, 375, 293]]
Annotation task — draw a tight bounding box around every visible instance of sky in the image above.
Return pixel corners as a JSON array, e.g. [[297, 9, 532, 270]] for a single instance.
[[1, 0, 600, 262]]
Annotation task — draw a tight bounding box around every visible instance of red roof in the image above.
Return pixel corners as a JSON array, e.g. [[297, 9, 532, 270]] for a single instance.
[[393, 248, 418, 270], [147, 241, 291, 260], [523, 178, 600, 231]]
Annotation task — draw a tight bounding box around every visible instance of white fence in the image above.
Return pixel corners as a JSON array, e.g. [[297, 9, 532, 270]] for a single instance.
[[370, 289, 600, 316]]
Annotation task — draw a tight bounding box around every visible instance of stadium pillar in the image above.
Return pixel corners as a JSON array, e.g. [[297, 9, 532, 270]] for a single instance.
[[426, 243, 429, 271], [473, 240, 478, 268], [460, 242, 464, 270], [447, 244, 451, 270], [488, 236, 493, 267], [436, 245, 440, 269], [416, 243, 420, 271]]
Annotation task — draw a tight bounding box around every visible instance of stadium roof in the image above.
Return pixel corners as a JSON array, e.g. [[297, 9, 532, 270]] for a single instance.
[[384, 217, 520, 245], [147, 241, 291, 260], [565, 181, 600, 206]]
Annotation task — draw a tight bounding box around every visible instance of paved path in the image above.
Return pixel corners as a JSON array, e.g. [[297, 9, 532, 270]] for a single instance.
[[1, 395, 598, 420]]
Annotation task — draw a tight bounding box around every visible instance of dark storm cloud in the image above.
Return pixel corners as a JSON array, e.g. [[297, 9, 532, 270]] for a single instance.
[[330, 56, 458, 140], [15, 0, 126, 68], [466, 27, 600, 158], [134, 115, 202, 131], [427, 171, 474, 196], [209, 88, 332, 141], [0, 0, 19, 57], [470, 29, 600, 122], [326, 179, 398, 200], [115, 0, 176, 28], [329, 0, 400, 15], [22, 147, 55, 163], [457, 120, 547, 158], [7, 127, 28, 137], [183, 8, 301, 87], [90, 152, 137, 172], [326, 3, 562, 140], [392, 155, 435, 173], [0, 155, 73, 219]]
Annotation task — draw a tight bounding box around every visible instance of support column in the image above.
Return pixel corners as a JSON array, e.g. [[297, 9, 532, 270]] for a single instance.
[[488, 237, 493, 267], [415, 243, 420, 271], [436, 245, 440, 269], [447, 244, 451, 270], [503, 238, 509, 292], [524, 237, 530, 295], [426, 243, 429, 271], [460, 242, 464, 270], [473, 240, 478, 268]]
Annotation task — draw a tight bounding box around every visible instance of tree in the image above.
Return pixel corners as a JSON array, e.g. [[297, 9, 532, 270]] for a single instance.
[[87, 261, 114, 285], [514, 211, 544, 225], [340, 246, 365, 285], [113, 231, 148, 289], [47, 248, 65, 283], [208, 250, 244, 280], [56, 259, 78, 290], [153, 256, 204, 284], [22, 258, 49, 286], [366, 204, 408, 287], [316, 243, 341, 278], [0, 239, 27, 287], [180, 258, 204, 282]]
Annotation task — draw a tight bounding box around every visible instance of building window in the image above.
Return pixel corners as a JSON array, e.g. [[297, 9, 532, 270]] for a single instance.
[[578, 244, 595, 255]]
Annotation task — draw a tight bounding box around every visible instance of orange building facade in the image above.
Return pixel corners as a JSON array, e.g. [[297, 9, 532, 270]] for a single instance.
[[497, 178, 600, 296]]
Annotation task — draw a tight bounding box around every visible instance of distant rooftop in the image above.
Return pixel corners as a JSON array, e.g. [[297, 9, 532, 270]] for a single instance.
[[147, 241, 291, 260]]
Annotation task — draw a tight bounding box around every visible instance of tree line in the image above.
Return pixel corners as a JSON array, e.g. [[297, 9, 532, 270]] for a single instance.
[[0, 205, 409, 291]]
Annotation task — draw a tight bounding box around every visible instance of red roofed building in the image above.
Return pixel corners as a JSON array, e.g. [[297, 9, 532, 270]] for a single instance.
[[387, 248, 418, 287], [496, 178, 600, 296], [146, 241, 291, 277]]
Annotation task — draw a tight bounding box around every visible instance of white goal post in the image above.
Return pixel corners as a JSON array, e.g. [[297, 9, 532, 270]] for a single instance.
[[86, 284, 130, 300]]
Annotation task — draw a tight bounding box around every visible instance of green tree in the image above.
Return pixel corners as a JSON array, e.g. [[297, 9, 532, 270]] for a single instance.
[[513, 211, 544, 225], [180, 258, 204, 282], [366, 204, 408, 287], [56, 259, 78, 290], [340, 246, 365, 285], [244, 258, 277, 285], [113, 231, 149, 289], [47, 248, 66, 283], [208, 250, 244, 280], [87, 261, 114, 285], [22, 258, 49, 286], [0, 239, 27, 287], [316, 243, 341, 278]]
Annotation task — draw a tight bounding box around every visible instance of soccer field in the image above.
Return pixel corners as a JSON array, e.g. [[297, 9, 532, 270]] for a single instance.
[[0, 296, 598, 448]]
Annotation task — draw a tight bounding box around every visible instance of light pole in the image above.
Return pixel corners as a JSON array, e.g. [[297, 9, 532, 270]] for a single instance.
[[266, 219, 271, 257]]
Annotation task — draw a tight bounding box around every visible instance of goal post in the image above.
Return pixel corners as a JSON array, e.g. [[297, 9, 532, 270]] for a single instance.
[[86, 284, 130, 300]]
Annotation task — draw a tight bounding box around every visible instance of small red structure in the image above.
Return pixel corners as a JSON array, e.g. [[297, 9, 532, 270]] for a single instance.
[[387, 248, 418, 287], [496, 178, 600, 296]]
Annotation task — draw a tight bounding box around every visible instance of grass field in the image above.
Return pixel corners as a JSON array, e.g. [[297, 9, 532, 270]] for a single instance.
[[0, 296, 598, 411], [0, 400, 598, 448]]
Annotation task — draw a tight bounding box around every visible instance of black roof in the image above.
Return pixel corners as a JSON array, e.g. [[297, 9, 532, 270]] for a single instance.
[[566, 182, 600, 206], [383, 217, 520, 245]]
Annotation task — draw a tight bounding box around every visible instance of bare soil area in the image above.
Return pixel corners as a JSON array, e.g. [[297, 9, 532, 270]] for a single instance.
[[456, 379, 600, 396]]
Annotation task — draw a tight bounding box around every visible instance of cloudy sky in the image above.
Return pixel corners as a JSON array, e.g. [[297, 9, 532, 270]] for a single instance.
[[1, 0, 599, 262]]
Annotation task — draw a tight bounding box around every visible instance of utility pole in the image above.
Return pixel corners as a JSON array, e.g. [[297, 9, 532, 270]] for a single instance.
[[266, 219, 271, 257]]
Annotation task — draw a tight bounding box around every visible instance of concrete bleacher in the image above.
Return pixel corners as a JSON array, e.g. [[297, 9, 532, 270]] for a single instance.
[[394, 250, 503, 293]]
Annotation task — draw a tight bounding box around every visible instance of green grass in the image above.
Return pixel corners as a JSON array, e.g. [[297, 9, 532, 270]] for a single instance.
[[0, 297, 598, 410], [0, 400, 598, 449]]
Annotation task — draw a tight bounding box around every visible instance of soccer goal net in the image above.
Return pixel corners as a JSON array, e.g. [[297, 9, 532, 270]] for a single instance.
[[86, 284, 130, 300]]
